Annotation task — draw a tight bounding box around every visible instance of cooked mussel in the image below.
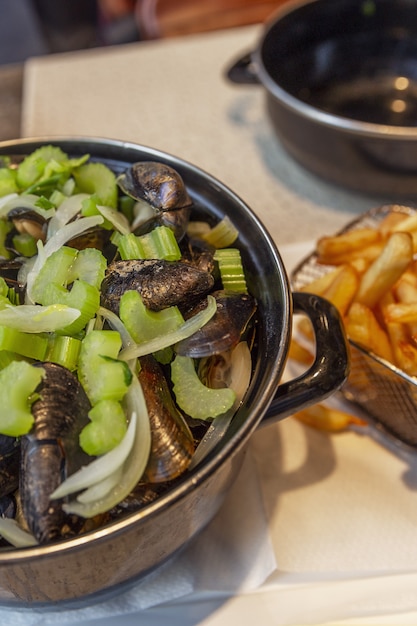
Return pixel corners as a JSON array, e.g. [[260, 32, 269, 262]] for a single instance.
[[100, 258, 215, 313], [19, 362, 92, 544], [175, 290, 257, 358], [0, 259, 25, 301], [180, 235, 216, 275], [117, 161, 192, 240], [0, 434, 20, 498], [138, 354, 194, 483], [7, 207, 47, 242]]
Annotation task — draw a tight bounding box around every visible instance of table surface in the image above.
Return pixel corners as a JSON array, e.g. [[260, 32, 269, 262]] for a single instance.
[[5, 25, 417, 626]]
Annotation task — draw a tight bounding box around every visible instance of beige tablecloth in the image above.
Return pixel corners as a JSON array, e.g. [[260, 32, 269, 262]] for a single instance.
[[12, 25, 417, 626]]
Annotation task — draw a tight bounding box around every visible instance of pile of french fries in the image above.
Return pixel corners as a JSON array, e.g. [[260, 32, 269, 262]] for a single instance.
[[290, 206, 417, 432]]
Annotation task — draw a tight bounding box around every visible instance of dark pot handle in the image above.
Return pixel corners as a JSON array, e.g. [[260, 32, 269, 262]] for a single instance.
[[225, 51, 260, 85], [263, 292, 350, 425]]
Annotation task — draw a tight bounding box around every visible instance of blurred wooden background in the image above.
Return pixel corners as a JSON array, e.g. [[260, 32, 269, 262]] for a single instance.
[[135, 0, 288, 39], [0, 0, 290, 141]]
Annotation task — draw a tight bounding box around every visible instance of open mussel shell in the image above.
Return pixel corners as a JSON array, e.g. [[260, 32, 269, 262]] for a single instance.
[[138, 355, 194, 483], [7, 208, 47, 242], [117, 161, 192, 211], [175, 290, 257, 358], [118, 161, 193, 241]]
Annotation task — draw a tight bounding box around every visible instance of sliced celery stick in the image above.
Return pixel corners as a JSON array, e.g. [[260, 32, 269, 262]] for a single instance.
[[171, 354, 235, 420], [80, 399, 127, 456], [0, 360, 45, 436], [73, 162, 118, 209], [78, 330, 132, 405], [119, 290, 184, 344]]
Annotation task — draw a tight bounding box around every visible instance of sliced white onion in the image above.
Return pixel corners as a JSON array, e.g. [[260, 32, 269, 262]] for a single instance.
[[98, 306, 135, 350], [50, 411, 138, 500], [130, 198, 156, 232], [47, 193, 89, 238], [17, 254, 37, 287], [25, 215, 104, 303], [118, 295, 217, 361], [97, 204, 130, 235], [228, 341, 252, 401], [0, 193, 55, 220], [63, 376, 151, 517], [0, 518, 38, 548], [76, 466, 123, 503], [42, 214, 104, 257], [0, 193, 18, 218], [189, 411, 234, 470], [0, 303, 80, 332]]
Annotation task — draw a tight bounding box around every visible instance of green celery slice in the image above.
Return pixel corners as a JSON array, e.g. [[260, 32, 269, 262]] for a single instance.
[[73, 162, 118, 209], [79, 399, 128, 456], [171, 354, 235, 420], [41, 281, 100, 335], [0, 168, 18, 197], [16, 145, 69, 189], [30, 246, 104, 335], [46, 334, 81, 371], [117, 226, 181, 261], [0, 326, 48, 360], [78, 329, 133, 406], [0, 360, 45, 436], [201, 216, 238, 248], [119, 290, 184, 344], [30, 246, 77, 304], [66, 247, 107, 289], [214, 248, 248, 293], [12, 233, 37, 257], [0, 220, 13, 259]]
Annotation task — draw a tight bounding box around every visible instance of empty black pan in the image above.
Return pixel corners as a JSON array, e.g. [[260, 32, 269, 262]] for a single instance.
[[228, 0, 417, 196]]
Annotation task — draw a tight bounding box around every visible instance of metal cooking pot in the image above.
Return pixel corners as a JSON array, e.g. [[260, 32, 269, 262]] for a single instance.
[[227, 0, 417, 196], [0, 137, 348, 607]]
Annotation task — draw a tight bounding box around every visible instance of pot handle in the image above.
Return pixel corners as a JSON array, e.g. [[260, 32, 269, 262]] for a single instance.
[[225, 51, 260, 85], [262, 292, 350, 425]]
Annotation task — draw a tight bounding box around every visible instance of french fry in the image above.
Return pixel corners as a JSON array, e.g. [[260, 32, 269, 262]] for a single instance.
[[393, 272, 417, 335], [379, 209, 409, 235], [383, 302, 417, 325], [394, 341, 417, 377], [299, 207, 417, 393], [349, 257, 370, 274], [382, 306, 415, 374], [316, 228, 381, 265], [346, 302, 394, 363], [348, 242, 384, 263], [354, 232, 413, 308], [321, 263, 359, 317], [299, 264, 346, 296], [390, 211, 417, 234], [293, 403, 366, 432]]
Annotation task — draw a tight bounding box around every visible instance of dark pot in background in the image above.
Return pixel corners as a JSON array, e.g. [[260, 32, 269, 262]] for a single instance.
[[227, 0, 417, 196]]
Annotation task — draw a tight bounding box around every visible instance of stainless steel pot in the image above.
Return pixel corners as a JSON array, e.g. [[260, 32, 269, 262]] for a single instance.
[[0, 137, 349, 607], [227, 0, 417, 196]]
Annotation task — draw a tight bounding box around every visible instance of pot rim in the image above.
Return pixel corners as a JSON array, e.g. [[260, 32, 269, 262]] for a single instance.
[[0, 135, 291, 563], [253, 0, 417, 140]]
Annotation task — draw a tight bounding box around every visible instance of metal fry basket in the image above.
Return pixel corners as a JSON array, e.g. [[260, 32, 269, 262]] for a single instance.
[[291, 204, 417, 448]]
